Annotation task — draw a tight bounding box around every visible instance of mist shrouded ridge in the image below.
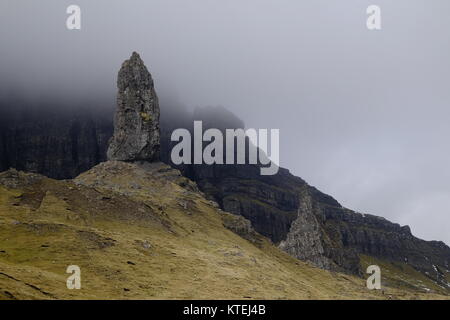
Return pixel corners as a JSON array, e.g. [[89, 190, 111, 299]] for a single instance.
[[0, 83, 247, 177], [2, 0, 450, 245], [3, 0, 450, 245], [1, 60, 450, 291]]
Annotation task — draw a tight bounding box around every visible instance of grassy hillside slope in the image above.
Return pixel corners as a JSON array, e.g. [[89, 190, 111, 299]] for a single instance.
[[0, 162, 447, 300]]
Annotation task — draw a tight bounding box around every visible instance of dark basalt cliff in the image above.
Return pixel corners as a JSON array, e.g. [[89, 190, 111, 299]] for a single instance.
[[0, 106, 449, 290], [0, 108, 112, 179], [178, 158, 450, 285]]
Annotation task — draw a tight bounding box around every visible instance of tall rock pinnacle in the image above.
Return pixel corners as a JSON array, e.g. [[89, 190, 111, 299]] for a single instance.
[[107, 52, 160, 162]]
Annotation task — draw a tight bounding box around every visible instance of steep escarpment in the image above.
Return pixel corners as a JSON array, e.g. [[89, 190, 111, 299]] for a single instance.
[[178, 161, 363, 275], [168, 112, 450, 285], [0, 108, 112, 179], [0, 58, 449, 293], [183, 157, 450, 289], [1, 163, 414, 300], [1, 102, 450, 291], [321, 206, 450, 287]]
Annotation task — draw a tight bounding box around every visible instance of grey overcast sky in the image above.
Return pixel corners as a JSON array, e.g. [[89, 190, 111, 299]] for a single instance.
[[1, 0, 449, 244]]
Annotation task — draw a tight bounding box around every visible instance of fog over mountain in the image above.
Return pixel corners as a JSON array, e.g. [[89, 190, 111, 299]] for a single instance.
[[1, 0, 450, 244]]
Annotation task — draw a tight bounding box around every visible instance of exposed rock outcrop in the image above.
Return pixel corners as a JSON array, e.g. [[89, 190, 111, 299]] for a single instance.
[[107, 52, 160, 162], [183, 151, 450, 283], [4, 165, 438, 299], [279, 188, 339, 271], [0, 69, 449, 291]]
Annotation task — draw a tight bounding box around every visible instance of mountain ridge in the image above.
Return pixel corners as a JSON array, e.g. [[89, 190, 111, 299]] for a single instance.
[[1, 106, 449, 293], [0, 52, 449, 295], [0, 162, 448, 299]]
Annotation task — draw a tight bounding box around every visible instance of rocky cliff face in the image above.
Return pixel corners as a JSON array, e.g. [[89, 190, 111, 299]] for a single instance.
[[164, 112, 449, 287], [1, 104, 450, 289], [181, 158, 450, 288], [0, 108, 112, 179], [107, 52, 160, 162], [4, 164, 441, 299], [179, 161, 364, 274]]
